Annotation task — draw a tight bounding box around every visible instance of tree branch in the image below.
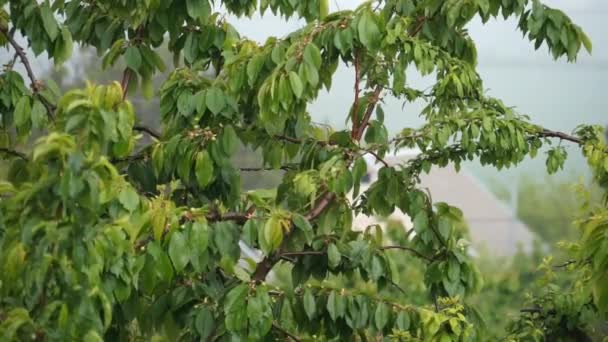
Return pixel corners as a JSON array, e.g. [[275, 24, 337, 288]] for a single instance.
[[364, 148, 389, 168], [120, 68, 133, 101], [133, 125, 161, 140], [1, 27, 55, 121], [206, 211, 253, 225], [0, 148, 28, 160], [134, 210, 255, 249], [539, 128, 582, 144], [354, 86, 382, 141], [272, 323, 301, 342], [351, 53, 361, 139], [252, 192, 336, 282], [281, 251, 326, 257], [239, 165, 295, 172], [380, 245, 434, 262], [410, 16, 427, 37]]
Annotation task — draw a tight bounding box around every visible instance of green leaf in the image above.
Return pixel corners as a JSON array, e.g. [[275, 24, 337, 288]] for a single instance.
[[395, 311, 410, 330], [221, 125, 238, 156], [224, 284, 248, 332], [302, 62, 319, 87], [195, 308, 214, 339], [293, 214, 313, 232], [186, 0, 211, 20], [40, 4, 59, 40], [177, 91, 195, 116], [55, 26, 73, 65], [303, 44, 322, 69], [168, 231, 190, 272], [580, 31, 593, 54], [320, 0, 329, 19], [125, 46, 142, 71], [293, 213, 314, 243], [118, 187, 140, 212], [205, 88, 226, 114], [328, 243, 341, 269], [14, 96, 31, 127], [413, 211, 429, 233], [195, 151, 214, 187], [358, 11, 381, 50], [303, 288, 316, 320], [189, 222, 209, 251], [263, 216, 284, 253], [247, 290, 273, 338], [374, 302, 389, 330], [370, 255, 384, 281], [30, 100, 47, 129], [288, 71, 304, 99], [141, 76, 154, 99], [327, 291, 346, 321]]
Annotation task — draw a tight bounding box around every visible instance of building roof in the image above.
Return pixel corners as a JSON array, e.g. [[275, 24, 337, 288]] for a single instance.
[[354, 151, 535, 257]]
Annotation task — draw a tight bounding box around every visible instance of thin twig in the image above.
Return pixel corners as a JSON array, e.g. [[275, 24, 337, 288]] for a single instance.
[[6, 52, 19, 69], [410, 16, 427, 37], [133, 125, 161, 140], [0, 148, 28, 160], [272, 323, 301, 342], [1, 27, 55, 121], [239, 165, 295, 172], [281, 251, 326, 257], [364, 149, 389, 168], [252, 192, 336, 282], [380, 245, 434, 262], [539, 129, 582, 144], [520, 307, 557, 315], [355, 86, 383, 140], [351, 53, 361, 139], [120, 68, 133, 101]]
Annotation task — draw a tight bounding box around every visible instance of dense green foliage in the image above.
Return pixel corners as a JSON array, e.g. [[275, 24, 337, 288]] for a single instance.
[[1, 0, 607, 340]]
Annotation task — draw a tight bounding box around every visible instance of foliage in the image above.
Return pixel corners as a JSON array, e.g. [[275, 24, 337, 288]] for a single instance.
[[0, 0, 606, 341]]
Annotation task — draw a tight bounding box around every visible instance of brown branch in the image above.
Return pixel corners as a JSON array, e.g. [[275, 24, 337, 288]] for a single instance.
[[6, 52, 19, 69], [252, 192, 336, 282], [281, 251, 326, 257], [133, 125, 161, 140], [120, 68, 133, 101], [354, 86, 383, 141], [520, 307, 557, 315], [133, 210, 254, 250], [0, 148, 28, 160], [305, 192, 336, 221], [351, 53, 361, 139], [239, 164, 296, 172], [364, 149, 389, 168], [1, 27, 55, 121], [275, 135, 303, 144], [380, 245, 434, 262], [539, 129, 582, 144], [272, 323, 301, 342], [410, 16, 427, 37], [206, 211, 252, 225], [111, 153, 147, 164]]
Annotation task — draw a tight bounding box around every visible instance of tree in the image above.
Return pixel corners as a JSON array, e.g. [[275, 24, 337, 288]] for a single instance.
[[0, 0, 607, 340]]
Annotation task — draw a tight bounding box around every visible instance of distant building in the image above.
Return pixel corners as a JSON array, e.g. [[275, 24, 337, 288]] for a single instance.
[[353, 149, 535, 257]]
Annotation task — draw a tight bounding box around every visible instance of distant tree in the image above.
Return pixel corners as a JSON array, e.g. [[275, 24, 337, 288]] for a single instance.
[[1, 0, 607, 341]]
